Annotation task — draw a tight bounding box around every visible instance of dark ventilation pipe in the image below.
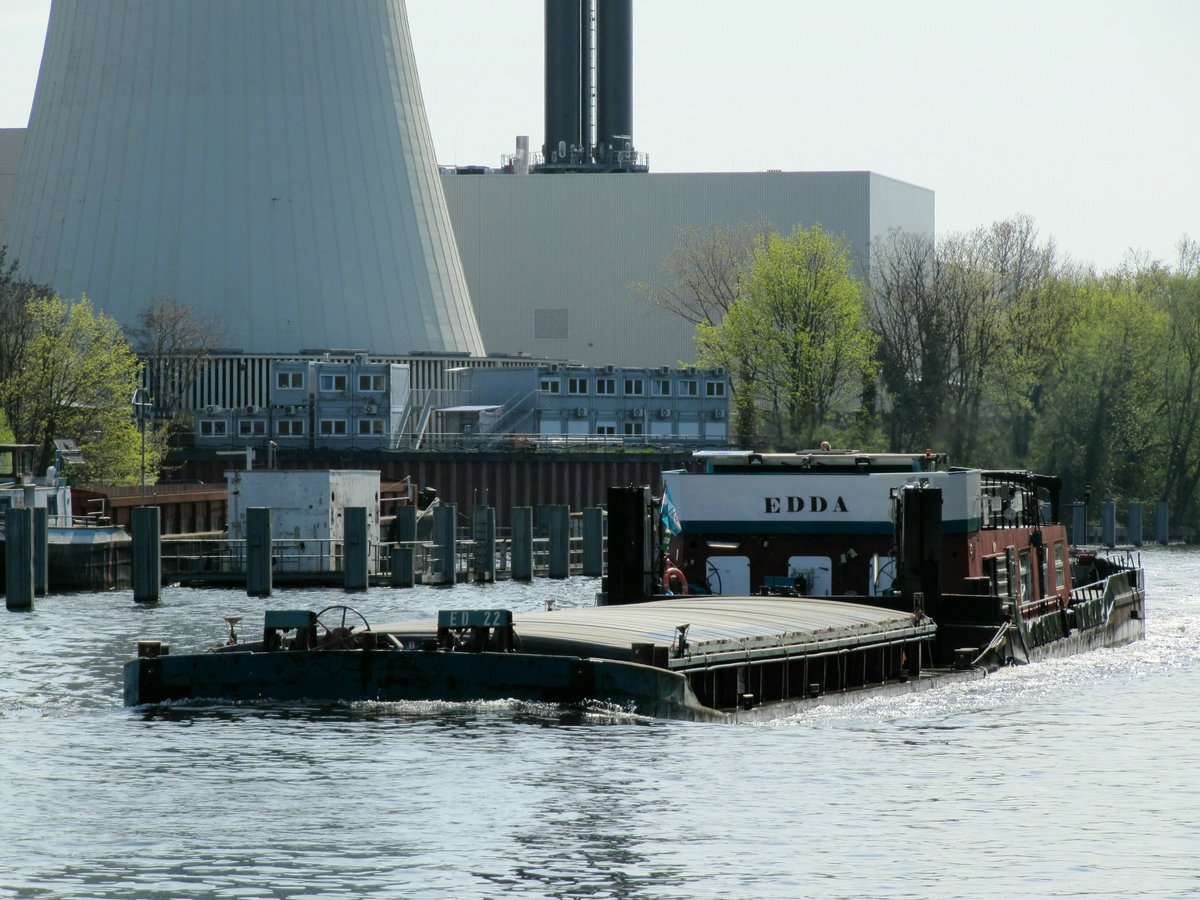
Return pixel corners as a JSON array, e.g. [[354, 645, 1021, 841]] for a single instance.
[[595, 0, 633, 167], [580, 2, 595, 162], [544, 0, 583, 163], [897, 484, 943, 611]]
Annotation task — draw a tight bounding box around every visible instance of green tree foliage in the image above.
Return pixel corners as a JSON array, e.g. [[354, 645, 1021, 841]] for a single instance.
[[659, 213, 1200, 523], [0, 293, 165, 483], [870, 216, 1063, 461], [868, 230, 949, 451], [1155, 239, 1200, 519], [697, 225, 876, 446], [1029, 272, 1167, 505]]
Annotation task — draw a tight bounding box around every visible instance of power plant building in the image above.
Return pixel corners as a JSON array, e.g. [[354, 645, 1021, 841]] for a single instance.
[[0, 1, 935, 379], [440, 168, 932, 367]]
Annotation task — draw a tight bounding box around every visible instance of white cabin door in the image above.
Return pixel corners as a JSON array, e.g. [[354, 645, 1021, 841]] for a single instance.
[[705, 556, 750, 596]]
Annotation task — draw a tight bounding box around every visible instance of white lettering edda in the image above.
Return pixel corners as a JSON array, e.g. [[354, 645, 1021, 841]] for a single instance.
[[763, 496, 848, 514]]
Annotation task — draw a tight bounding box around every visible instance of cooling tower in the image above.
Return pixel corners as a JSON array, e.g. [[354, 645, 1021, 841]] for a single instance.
[[4, 0, 485, 356]]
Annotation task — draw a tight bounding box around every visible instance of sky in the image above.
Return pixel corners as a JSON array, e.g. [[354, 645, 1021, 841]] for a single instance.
[[1, 0, 1196, 271]]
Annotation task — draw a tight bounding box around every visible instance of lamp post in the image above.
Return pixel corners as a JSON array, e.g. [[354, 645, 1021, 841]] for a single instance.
[[132, 388, 152, 506]]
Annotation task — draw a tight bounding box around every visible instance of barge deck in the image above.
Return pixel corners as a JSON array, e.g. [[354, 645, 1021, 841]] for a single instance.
[[125, 596, 954, 722]]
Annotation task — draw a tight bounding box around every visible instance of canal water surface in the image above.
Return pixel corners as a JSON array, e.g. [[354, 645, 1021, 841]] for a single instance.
[[2, 547, 1198, 898]]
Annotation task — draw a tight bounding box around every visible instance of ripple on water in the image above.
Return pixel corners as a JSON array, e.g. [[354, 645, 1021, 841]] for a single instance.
[[1, 556, 1198, 898]]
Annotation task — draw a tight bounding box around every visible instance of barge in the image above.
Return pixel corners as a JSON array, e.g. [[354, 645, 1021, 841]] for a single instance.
[[123, 450, 1146, 721]]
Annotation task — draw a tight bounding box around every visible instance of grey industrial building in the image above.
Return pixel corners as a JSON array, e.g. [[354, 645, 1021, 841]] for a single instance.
[[1, 139, 932, 375], [0, 1, 935, 399], [440, 168, 932, 367], [189, 358, 731, 452], [452, 363, 731, 445], [194, 358, 412, 452]]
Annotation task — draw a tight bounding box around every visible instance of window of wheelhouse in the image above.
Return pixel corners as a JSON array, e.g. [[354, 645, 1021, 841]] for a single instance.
[[1019, 549, 1032, 602], [1041, 544, 1053, 594], [1056, 542, 1068, 590]]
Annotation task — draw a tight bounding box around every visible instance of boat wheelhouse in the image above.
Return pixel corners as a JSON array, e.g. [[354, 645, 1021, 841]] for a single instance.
[[662, 450, 1059, 599], [656, 449, 1142, 668]]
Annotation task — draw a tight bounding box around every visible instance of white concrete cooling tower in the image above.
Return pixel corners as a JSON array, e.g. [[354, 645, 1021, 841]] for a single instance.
[[4, 0, 485, 356]]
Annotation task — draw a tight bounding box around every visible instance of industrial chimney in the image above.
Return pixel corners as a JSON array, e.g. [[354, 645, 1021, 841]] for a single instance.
[[595, 0, 634, 168], [4, 0, 486, 356], [543, 0, 585, 166], [539, 0, 645, 173]]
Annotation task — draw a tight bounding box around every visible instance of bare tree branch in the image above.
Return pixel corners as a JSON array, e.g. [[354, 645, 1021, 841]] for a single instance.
[[634, 220, 773, 327], [128, 296, 227, 419]]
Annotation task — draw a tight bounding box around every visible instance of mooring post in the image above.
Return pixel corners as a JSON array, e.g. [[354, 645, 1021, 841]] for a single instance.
[[132, 506, 161, 603], [390, 503, 417, 585], [546, 504, 570, 579], [344, 506, 369, 592], [582, 507, 604, 577], [511, 506, 533, 581], [1100, 501, 1117, 547], [1127, 502, 1143, 547], [394, 504, 416, 543], [33, 506, 48, 596], [472, 506, 495, 583], [1155, 500, 1169, 545], [433, 503, 457, 583], [246, 506, 272, 597], [390, 545, 414, 587], [5, 507, 35, 611], [1070, 502, 1085, 545]]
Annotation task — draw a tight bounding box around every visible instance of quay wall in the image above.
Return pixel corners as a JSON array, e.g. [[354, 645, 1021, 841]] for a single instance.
[[166, 450, 702, 529]]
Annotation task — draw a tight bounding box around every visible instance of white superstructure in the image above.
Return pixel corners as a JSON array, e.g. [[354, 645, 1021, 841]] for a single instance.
[[225, 469, 381, 573]]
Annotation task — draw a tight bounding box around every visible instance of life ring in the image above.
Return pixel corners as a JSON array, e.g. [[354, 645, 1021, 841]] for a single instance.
[[663, 565, 689, 595]]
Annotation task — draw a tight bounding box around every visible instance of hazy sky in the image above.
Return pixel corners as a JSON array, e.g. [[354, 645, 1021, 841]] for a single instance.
[[1, 0, 1195, 271]]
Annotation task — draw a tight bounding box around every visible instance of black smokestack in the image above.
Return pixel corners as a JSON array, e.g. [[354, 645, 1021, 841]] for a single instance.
[[595, 0, 632, 165], [544, 0, 583, 164], [540, 0, 642, 172]]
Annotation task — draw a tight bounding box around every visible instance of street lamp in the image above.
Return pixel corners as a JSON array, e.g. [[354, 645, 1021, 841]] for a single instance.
[[132, 388, 152, 506]]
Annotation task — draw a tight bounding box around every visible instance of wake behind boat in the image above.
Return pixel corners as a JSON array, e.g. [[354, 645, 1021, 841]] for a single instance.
[[123, 450, 1145, 721]]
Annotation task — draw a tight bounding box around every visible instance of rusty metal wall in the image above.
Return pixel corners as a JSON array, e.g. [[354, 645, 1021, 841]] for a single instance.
[[175, 451, 701, 528]]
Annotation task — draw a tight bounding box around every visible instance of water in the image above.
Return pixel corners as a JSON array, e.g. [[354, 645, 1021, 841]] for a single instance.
[[2, 549, 1198, 899]]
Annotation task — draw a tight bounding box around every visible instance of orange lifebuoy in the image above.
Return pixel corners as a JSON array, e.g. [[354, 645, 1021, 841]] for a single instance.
[[663, 565, 689, 595]]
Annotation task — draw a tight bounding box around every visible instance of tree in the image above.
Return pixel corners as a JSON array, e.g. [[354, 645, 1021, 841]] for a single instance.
[[1031, 273, 1166, 504], [129, 295, 226, 420], [869, 216, 1066, 462], [1155, 237, 1200, 521], [868, 229, 949, 451], [0, 246, 54, 388], [0, 248, 54, 450], [697, 225, 876, 446], [0, 294, 165, 483], [636, 221, 772, 328]]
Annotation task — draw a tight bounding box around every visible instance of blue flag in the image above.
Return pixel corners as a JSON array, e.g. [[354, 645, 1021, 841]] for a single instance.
[[661, 485, 681, 536]]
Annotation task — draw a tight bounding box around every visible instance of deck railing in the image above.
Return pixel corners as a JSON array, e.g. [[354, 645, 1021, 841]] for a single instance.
[[159, 528, 602, 584]]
